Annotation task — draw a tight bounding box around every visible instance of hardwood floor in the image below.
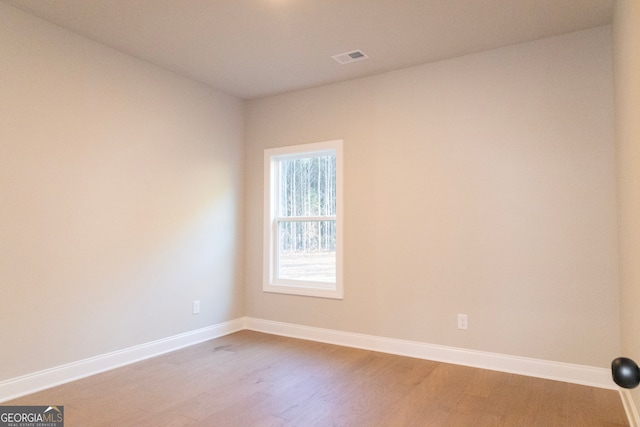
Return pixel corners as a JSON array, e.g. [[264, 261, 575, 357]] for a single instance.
[[6, 330, 628, 426]]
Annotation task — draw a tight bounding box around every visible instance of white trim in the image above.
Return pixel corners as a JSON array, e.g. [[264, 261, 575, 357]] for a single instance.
[[1, 315, 626, 421], [620, 389, 640, 427], [0, 318, 244, 403], [243, 317, 616, 390]]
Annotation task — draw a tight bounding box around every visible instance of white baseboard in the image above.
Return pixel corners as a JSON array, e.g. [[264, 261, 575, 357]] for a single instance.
[[620, 389, 640, 427], [0, 316, 621, 415], [243, 317, 615, 390], [0, 318, 244, 403]]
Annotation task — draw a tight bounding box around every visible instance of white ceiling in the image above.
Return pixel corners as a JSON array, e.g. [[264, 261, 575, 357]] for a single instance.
[[1, 0, 614, 99]]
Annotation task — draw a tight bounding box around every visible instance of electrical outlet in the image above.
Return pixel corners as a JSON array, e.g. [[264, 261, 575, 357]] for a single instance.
[[193, 300, 200, 314], [457, 313, 468, 330]]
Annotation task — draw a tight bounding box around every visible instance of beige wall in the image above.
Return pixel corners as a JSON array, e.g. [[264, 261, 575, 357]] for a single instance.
[[0, 0, 623, 384], [0, 4, 244, 380], [614, 0, 640, 406], [245, 26, 620, 367]]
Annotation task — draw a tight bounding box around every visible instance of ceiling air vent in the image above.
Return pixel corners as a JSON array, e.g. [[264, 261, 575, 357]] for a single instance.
[[331, 49, 369, 65]]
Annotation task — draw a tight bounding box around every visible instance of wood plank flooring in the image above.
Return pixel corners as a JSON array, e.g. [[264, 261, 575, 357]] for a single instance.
[[5, 330, 628, 426]]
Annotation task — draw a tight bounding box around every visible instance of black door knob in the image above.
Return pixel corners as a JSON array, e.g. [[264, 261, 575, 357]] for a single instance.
[[612, 357, 640, 389]]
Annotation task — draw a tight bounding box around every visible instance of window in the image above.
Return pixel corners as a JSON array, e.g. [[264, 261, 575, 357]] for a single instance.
[[264, 140, 343, 299]]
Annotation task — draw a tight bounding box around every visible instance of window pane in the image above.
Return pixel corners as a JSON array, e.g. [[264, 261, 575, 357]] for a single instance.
[[278, 220, 336, 282], [278, 154, 336, 217]]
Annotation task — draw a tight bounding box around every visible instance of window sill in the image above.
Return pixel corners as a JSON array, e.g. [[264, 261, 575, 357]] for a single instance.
[[263, 282, 343, 299]]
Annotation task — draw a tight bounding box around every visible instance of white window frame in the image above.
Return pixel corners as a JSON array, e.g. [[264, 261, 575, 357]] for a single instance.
[[263, 140, 343, 299]]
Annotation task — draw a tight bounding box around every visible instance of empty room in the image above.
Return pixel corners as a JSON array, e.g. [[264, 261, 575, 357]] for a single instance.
[[1, 0, 639, 425]]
